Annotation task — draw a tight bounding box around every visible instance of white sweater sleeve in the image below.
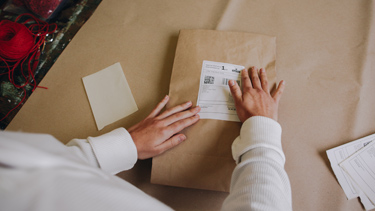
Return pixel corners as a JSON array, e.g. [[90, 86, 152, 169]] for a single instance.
[[222, 116, 292, 211], [66, 128, 138, 175]]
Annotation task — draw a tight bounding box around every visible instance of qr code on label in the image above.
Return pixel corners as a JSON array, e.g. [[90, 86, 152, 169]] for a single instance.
[[204, 76, 215, 84]]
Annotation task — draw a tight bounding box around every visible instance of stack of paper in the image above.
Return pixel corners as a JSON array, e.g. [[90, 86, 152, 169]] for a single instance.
[[327, 134, 375, 210]]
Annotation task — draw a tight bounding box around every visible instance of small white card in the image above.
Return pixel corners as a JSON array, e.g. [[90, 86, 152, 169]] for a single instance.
[[196, 60, 244, 122], [82, 63, 138, 130]]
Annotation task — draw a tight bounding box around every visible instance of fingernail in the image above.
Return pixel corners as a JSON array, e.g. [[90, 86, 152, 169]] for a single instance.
[[281, 80, 286, 85], [195, 114, 200, 119], [260, 68, 265, 73], [228, 80, 234, 86], [164, 95, 169, 100], [179, 135, 186, 142], [194, 106, 201, 111], [186, 101, 192, 105]]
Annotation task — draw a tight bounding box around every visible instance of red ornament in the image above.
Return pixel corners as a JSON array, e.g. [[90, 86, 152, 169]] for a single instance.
[[12, 0, 62, 19], [12, 0, 25, 7], [27, 0, 61, 19]]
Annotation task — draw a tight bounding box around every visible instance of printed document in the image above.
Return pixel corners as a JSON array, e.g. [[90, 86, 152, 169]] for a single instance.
[[340, 141, 375, 205], [197, 60, 244, 122], [326, 133, 375, 210]]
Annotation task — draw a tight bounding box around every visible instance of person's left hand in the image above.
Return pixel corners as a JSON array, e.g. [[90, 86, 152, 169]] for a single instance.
[[128, 95, 200, 160]]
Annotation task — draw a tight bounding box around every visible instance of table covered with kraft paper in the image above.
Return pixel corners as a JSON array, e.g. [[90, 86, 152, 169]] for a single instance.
[[7, 1, 375, 210]]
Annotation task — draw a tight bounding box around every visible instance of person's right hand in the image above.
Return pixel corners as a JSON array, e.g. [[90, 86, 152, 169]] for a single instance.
[[128, 95, 200, 160], [228, 66, 285, 122]]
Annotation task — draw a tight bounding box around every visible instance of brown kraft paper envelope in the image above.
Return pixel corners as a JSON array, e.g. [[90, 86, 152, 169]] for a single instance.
[[151, 29, 277, 192]]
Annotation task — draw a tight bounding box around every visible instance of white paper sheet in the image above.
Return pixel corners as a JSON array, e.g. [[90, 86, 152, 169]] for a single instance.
[[326, 134, 375, 210], [327, 134, 375, 199], [82, 62, 138, 130], [358, 189, 375, 211], [196, 60, 244, 122], [340, 141, 375, 206]]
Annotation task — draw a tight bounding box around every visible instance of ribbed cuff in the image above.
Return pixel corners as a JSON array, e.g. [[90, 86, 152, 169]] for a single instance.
[[88, 128, 137, 174], [232, 116, 284, 164]]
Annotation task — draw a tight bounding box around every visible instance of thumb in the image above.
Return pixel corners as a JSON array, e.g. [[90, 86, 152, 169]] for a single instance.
[[147, 95, 169, 118], [228, 80, 242, 104], [272, 80, 286, 104]]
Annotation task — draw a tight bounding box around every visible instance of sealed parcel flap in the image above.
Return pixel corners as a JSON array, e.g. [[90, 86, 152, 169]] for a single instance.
[[151, 29, 277, 192]]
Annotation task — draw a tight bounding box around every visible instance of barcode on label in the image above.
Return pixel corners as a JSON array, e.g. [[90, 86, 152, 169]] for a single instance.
[[222, 78, 240, 86]]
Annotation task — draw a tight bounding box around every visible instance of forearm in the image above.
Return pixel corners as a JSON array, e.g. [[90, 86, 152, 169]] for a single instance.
[[66, 128, 138, 174], [222, 116, 292, 210], [223, 147, 292, 210]]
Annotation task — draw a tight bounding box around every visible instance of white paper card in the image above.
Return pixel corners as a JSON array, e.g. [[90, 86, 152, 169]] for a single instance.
[[326, 134, 375, 210], [82, 62, 138, 130], [326, 134, 375, 199], [196, 60, 244, 122], [358, 189, 375, 210], [340, 141, 375, 205]]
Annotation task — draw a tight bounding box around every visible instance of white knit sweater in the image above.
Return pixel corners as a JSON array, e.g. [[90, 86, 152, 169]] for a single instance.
[[222, 116, 292, 211], [0, 116, 291, 210]]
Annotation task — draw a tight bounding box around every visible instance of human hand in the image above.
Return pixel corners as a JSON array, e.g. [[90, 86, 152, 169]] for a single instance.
[[228, 67, 285, 122], [128, 95, 200, 160]]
